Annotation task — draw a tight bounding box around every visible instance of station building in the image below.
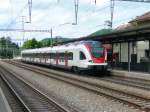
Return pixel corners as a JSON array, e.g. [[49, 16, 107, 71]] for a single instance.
[[112, 11, 150, 72]]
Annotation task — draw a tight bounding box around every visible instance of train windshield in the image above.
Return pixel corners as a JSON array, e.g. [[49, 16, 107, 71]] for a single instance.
[[87, 41, 104, 58]]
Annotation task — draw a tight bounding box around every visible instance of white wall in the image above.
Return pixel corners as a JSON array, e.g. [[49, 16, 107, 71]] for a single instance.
[[113, 41, 149, 63], [121, 43, 129, 62], [137, 41, 149, 63]]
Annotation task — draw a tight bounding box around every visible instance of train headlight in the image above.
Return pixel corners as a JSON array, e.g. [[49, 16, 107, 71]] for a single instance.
[[88, 60, 93, 63]]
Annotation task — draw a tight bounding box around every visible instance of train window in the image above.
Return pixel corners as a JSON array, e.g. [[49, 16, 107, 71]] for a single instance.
[[87, 41, 104, 58], [80, 51, 86, 60], [43, 53, 47, 58], [91, 47, 104, 57], [51, 53, 56, 60], [54, 53, 57, 59], [59, 53, 64, 62], [38, 53, 42, 58], [50, 53, 53, 59], [36, 53, 38, 57], [46, 53, 50, 59], [55, 53, 57, 60], [35, 53, 38, 58], [32, 53, 34, 57], [68, 52, 73, 60], [51, 53, 54, 59]]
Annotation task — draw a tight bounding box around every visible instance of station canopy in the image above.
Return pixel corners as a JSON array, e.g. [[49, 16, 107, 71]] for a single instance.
[[62, 25, 150, 44]]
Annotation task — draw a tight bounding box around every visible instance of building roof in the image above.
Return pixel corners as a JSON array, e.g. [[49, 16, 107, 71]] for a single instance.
[[130, 11, 150, 22], [89, 29, 112, 37], [115, 23, 132, 31], [61, 25, 150, 44]]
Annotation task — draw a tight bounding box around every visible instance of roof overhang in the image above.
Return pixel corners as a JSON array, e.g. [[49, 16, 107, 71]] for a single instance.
[[60, 25, 150, 44]]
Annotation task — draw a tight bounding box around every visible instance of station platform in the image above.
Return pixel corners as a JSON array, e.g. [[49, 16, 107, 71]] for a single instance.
[[0, 87, 12, 112], [110, 69, 150, 81]]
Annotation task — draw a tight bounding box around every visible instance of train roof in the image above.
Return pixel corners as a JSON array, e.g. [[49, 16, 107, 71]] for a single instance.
[[21, 40, 101, 54]]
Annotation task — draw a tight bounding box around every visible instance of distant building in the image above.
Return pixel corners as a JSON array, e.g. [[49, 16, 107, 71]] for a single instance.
[[129, 11, 150, 27], [115, 11, 150, 31], [115, 23, 132, 31]]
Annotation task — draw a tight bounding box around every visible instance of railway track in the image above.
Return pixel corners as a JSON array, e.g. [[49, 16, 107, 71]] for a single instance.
[[0, 71, 27, 112], [3, 60, 150, 112], [100, 76, 150, 91], [10, 60, 150, 92], [0, 64, 74, 112], [10, 60, 150, 91]]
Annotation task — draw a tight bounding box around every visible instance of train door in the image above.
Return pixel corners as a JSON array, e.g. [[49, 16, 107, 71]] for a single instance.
[[73, 50, 80, 66], [65, 51, 68, 67], [40, 53, 42, 63], [78, 51, 87, 68]]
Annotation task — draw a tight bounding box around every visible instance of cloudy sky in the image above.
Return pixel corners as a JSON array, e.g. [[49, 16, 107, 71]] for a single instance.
[[0, 0, 149, 44]]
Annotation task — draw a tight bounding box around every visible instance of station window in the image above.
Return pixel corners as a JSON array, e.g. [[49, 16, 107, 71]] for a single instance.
[[80, 51, 86, 60]]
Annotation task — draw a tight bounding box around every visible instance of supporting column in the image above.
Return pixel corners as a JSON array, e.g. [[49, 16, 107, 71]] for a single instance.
[[111, 43, 114, 69], [148, 40, 150, 73], [128, 41, 131, 72]]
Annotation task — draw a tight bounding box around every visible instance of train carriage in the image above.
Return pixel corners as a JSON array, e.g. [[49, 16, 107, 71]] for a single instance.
[[21, 41, 107, 72]]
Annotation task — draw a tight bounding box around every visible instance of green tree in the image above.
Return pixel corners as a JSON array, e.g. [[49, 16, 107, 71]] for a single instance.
[[0, 37, 19, 59], [22, 38, 42, 49]]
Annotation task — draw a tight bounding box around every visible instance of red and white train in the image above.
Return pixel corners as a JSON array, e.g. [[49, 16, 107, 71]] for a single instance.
[[21, 41, 107, 72]]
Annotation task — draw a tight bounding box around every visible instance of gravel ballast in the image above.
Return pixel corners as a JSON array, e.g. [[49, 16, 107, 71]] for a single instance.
[[0, 61, 142, 112]]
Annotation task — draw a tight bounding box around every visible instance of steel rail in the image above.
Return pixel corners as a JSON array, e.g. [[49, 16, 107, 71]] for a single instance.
[[0, 73, 28, 112], [5, 60, 150, 112], [0, 68, 31, 112], [100, 76, 150, 91], [11, 60, 150, 91], [0, 64, 75, 112]]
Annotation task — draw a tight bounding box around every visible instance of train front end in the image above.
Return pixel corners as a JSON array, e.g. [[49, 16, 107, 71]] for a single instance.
[[84, 41, 107, 71]]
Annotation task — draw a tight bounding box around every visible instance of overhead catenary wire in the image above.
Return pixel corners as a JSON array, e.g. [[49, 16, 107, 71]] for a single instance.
[[19, 2, 126, 40], [6, 3, 28, 29], [3, 0, 150, 44], [110, 0, 150, 28], [115, 0, 150, 3], [28, 1, 61, 28]]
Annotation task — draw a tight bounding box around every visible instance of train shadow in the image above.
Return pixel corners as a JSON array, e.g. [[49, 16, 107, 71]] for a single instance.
[[77, 70, 112, 77], [22, 61, 112, 78]]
